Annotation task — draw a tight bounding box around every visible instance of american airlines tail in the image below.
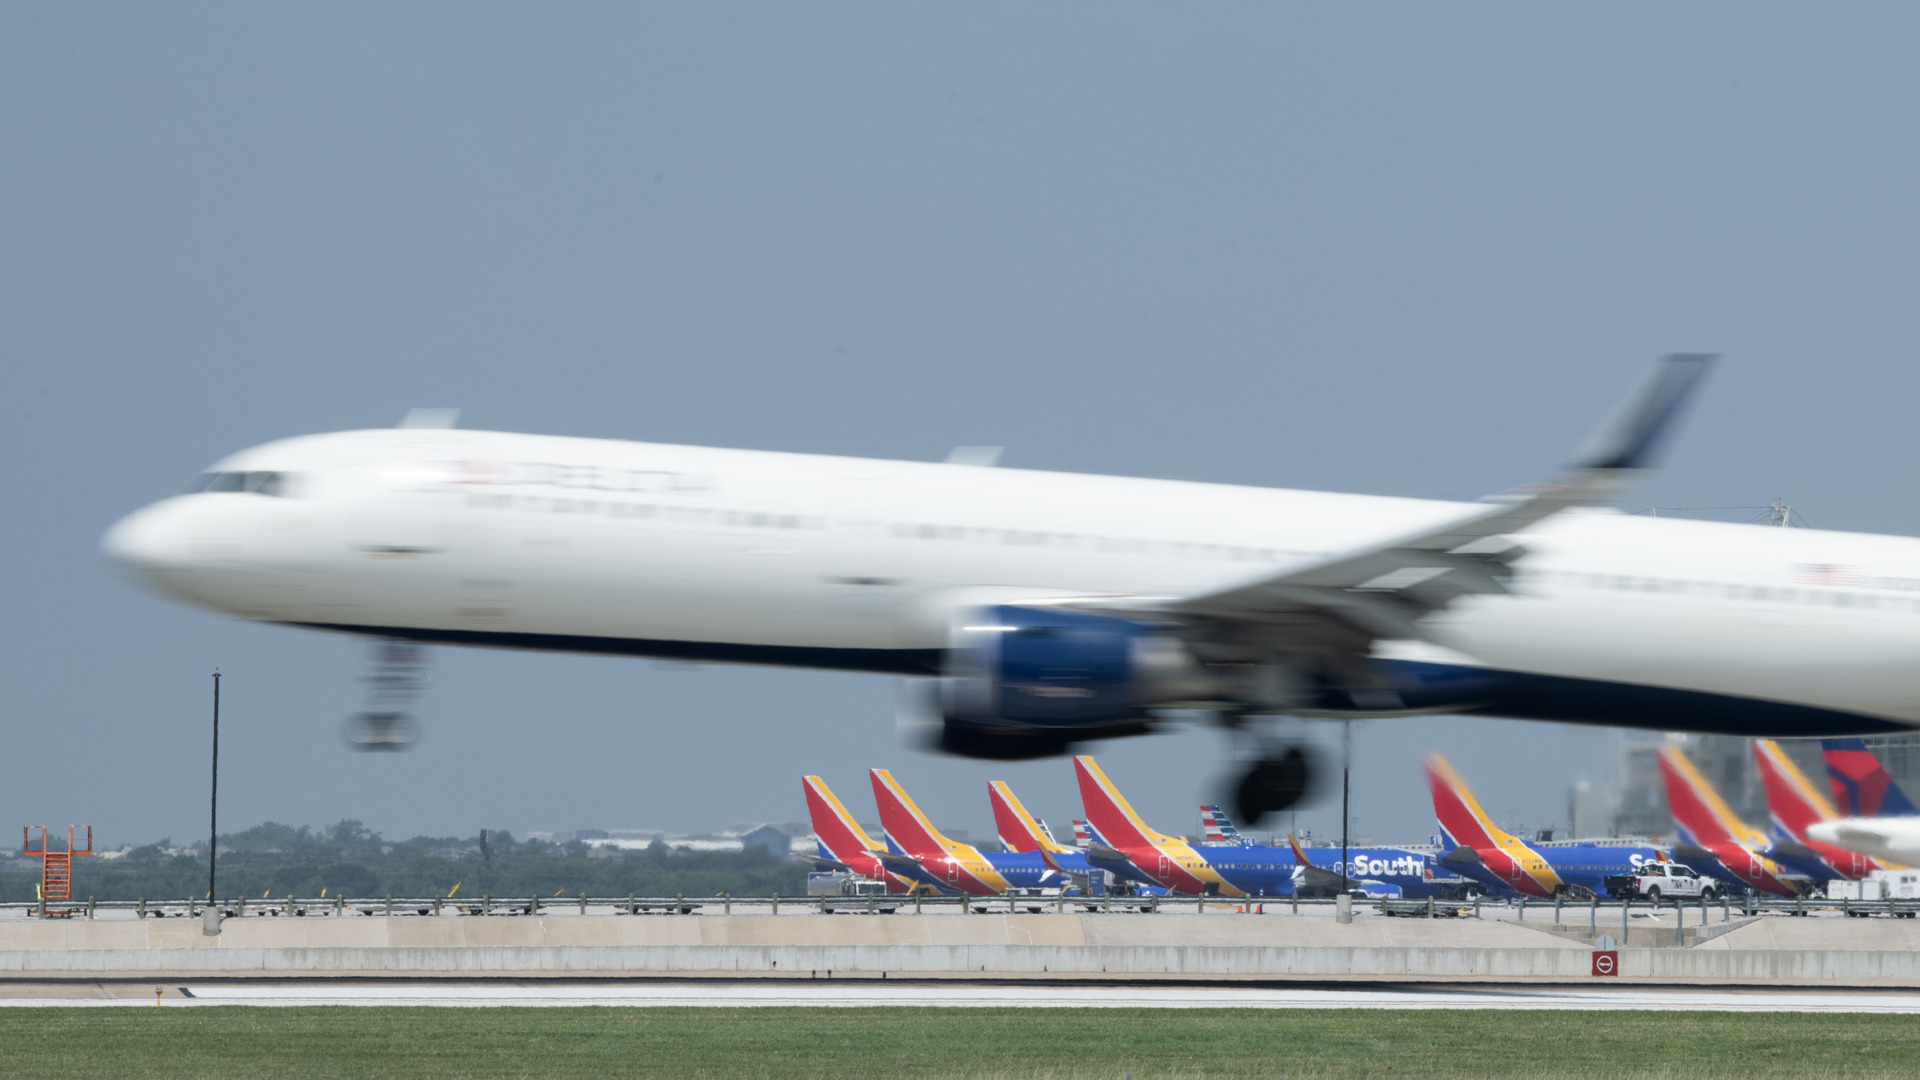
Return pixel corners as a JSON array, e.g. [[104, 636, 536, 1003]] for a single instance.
[[989, 780, 1071, 854], [1753, 740, 1840, 841], [1071, 820, 1093, 851], [1658, 747, 1770, 847], [1200, 805, 1244, 845], [1822, 739, 1920, 818]]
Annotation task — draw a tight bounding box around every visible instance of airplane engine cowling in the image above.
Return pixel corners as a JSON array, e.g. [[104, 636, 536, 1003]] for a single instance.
[[934, 606, 1209, 757]]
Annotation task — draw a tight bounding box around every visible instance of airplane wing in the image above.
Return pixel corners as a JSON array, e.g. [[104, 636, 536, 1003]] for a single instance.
[[1163, 356, 1714, 653], [870, 849, 925, 874], [791, 853, 853, 873]]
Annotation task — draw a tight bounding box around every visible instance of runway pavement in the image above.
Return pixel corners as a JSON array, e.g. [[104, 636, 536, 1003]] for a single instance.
[[5, 980, 1920, 1012]]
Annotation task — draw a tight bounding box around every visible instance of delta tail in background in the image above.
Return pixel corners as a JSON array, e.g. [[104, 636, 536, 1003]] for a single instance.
[[1807, 740, 1920, 865], [104, 356, 1920, 821]]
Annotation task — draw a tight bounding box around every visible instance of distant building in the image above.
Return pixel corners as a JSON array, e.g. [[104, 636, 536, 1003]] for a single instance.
[[739, 825, 788, 854]]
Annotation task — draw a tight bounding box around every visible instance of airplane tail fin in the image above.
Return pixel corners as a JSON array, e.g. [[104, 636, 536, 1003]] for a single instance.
[[1822, 738, 1920, 818], [1071, 819, 1093, 851], [1075, 755, 1177, 851], [1752, 739, 1839, 841], [869, 768, 955, 856], [990, 780, 1069, 854], [1658, 746, 1769, 847], [803, 776, 884, 865], [1200, 804, 1244, 844], [1424, 754, 1520, 851]]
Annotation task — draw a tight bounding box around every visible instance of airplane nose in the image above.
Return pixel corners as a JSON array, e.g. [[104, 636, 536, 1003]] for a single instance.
[[101, 497, 209, 595]]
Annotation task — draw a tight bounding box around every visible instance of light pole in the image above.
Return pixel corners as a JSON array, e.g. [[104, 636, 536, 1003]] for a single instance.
[[1340, 720, 1351, 895], [209, 669, 220, 906]]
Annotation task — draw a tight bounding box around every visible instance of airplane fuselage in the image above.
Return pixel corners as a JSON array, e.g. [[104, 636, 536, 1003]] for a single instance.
[[104, 426, 1920, 736]]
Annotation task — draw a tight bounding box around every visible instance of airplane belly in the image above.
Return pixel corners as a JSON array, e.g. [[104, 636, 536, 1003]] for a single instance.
[[1442, 590, 1920, 726]]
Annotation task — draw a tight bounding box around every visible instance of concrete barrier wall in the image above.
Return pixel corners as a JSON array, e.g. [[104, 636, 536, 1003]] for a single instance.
[[3, 915, 1918, 985]]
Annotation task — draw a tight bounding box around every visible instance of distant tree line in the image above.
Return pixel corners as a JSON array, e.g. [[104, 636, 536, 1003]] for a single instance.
[[0, 821, 807, 903]]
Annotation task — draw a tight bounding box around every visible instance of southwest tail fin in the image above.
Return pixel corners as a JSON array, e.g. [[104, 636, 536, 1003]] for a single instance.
[[870, 768, 959, 857], [1822, 738, 1920, 818], [1753, 739, 1839, 841], [1200, 805, 1244, 844], [1424, 754, 1522, 851], [1658, 746, 1769, 847], [990, 780, 1071, 854], [1075, 755, 1180, 851], [803, 775, 886, 865]]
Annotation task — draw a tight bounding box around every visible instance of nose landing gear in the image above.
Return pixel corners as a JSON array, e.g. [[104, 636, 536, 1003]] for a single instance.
[[343, 641, 428, 751], [1233, 745, 1315, 825]]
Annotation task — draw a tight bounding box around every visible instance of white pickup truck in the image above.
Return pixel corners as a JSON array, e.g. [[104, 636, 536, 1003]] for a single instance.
[[1603, 862, 1718, 902]]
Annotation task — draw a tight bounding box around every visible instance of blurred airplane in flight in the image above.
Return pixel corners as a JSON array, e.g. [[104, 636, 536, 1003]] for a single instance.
[[1750, 739, 1881, 880], [1425, 754, 1659, 899], [104, 355, 1920, 819], [1656, 747, 1799, 896], [1806, 739, 1920, 865]]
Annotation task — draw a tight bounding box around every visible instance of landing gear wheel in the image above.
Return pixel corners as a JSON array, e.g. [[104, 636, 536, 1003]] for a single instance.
[[1232, 745, 1315, 825], [343, 711, 420, 751]]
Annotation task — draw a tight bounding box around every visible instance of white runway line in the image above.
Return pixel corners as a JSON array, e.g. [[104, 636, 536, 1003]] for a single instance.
[[8, 984, 1920, 1012]]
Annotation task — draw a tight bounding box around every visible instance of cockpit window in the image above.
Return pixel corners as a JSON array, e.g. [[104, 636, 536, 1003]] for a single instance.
[[187, 471, 288, 497]]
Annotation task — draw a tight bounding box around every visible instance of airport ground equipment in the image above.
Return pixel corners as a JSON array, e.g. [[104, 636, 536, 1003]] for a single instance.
[[1603, 862, 1717, 902], [22, 826, 91, 913]]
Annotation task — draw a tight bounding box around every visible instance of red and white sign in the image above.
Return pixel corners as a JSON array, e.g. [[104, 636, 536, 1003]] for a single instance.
[[1591, 950, 1618, 977]]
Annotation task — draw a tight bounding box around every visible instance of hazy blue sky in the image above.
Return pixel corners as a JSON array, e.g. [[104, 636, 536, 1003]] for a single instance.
[[5, 5, 1920, 849]]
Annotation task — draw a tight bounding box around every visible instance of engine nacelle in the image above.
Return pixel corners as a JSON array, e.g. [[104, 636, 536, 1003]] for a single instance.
[[937, 606, 1210, 753]]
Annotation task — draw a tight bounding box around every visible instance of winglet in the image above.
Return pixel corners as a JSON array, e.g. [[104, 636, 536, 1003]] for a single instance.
[[1285, 833, 1312, 865], [1570, 354, 1715, 472]]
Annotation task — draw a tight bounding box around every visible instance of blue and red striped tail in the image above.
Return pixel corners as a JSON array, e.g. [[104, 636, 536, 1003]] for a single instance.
[[1822, 739, 1920, 818]]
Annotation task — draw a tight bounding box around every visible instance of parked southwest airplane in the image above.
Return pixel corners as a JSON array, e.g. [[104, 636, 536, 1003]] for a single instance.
[[1425, 754, 1660, 899], [1076, 756, 1447, 898], [1656, 747, 1799, 896], [102, 355, 1920, 820]]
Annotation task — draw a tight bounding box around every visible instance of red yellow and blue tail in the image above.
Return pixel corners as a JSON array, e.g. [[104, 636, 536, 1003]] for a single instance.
[[1658, 746, 1770, 847], [1752, 740, 1839, 842], [869, 769, 1010, 894], [1073, 755, 1241, 896], [1822, 738, 1920, 818], [989, 780, 1073, 854], [1424, 753, 1562, 898]]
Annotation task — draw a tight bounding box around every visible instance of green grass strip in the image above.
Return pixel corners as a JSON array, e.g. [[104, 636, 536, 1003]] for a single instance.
[[2, 1005, 1916, 1079]]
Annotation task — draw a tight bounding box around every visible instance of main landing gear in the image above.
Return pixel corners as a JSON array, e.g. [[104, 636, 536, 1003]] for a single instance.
[[1233, 746, 1315, 825], [1220, 711, 1323, 825], [343, 640, 428, 751]]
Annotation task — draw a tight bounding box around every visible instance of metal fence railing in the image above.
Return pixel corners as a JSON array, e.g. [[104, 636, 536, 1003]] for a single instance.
[[2, 892, 1916, 922]]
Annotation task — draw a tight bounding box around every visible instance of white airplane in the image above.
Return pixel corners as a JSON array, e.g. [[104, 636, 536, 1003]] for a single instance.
[[1806, 818, 1920, 866], [102, 356, 1920, 820]]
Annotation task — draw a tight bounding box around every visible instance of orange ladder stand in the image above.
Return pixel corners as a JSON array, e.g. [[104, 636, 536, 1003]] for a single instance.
[[24, 826, 92, 905]]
